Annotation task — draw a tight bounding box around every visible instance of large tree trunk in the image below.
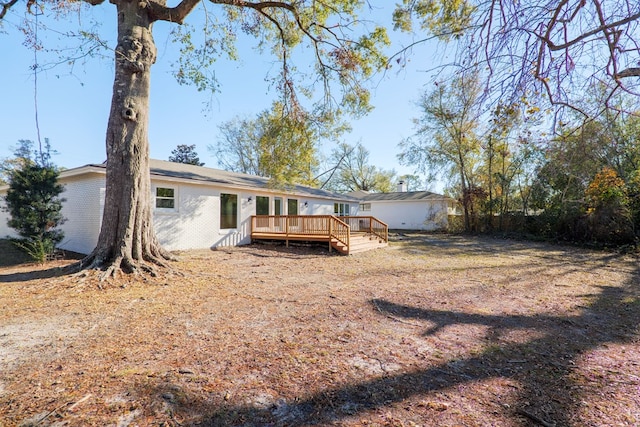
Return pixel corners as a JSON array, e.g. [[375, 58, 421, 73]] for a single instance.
[[81, 1, 173, 277]]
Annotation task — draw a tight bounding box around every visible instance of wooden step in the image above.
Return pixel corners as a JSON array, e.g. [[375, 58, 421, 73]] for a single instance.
[[348, 239, 387, 254], [331, 234, 388, 255]]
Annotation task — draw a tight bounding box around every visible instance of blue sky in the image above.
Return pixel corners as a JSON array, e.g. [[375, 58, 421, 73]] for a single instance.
[[1, 3, 444, 189]]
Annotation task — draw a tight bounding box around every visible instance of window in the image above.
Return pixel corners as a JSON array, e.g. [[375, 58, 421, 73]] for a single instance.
[[274, 198, 282, 216], [334, 203, 350, 216], [220, 193, 238, 229], [360, 203, 371, 212], [287, 199, 298, 215], [256, 196, 269, 215], [156, 187, 175, 209]]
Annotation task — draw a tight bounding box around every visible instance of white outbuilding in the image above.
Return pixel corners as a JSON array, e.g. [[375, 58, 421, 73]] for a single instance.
[[353, 183, 460, 231]]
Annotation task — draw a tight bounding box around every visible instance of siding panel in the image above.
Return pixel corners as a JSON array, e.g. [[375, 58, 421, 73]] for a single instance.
[[58, 175, 105, 254]]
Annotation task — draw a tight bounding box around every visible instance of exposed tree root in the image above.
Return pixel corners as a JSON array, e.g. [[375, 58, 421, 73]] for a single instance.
[[72, 247, 178, 284], [517, 409, 556, 427]]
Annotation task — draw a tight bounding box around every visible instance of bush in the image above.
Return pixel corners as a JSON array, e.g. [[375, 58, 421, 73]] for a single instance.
[[585, 168, 635, 245], [11, 238, 56, 264]]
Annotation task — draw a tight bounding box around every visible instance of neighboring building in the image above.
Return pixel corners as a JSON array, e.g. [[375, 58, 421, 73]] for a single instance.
[[0, 159, 360, 255], [352, 182, 460, 231]]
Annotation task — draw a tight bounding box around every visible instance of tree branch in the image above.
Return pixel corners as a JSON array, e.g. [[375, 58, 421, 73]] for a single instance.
[[212, 0, 295, 13], [252, 6, 299, 111], [208, 0, 347, 112], [212, 0, 324, 48], [539, 9, 640, 52], [1, 0, 20, 19], [616, 67, 640, 78], [147, 0, 202, 24]]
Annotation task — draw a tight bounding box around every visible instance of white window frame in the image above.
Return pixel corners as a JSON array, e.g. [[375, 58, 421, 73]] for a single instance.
[[220, 192, 239, 230], [155, 186, 177, 212]]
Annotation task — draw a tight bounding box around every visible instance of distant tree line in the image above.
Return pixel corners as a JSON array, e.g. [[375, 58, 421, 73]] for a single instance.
[[399, 74, 640, 247]]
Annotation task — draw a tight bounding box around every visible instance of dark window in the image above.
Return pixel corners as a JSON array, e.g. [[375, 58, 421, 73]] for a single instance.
[[220, 193, 238, 229], [334, 202, 350, 216], [274, 198, 282, 216], [256, 196, 269, 215], [288, 199, 298, 215]]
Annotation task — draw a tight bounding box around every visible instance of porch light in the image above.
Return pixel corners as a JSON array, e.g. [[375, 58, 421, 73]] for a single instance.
[[248, 196, 253, 202]]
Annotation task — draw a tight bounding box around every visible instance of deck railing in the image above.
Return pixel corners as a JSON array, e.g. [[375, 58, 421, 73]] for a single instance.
[[251, 215, 351, 252], [328, 216, 350, 250], [338, 216, 388, 243]]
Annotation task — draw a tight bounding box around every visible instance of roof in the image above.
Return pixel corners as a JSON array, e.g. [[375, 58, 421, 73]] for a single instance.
[[358, 190, 456, 202], [346, 190, 371, 199], [59, 159, 359, 202]]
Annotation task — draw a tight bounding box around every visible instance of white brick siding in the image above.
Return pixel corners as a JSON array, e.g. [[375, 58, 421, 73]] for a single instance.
[[2, 169, 350, 255], [369, 200, 449, 231], [58, 174, 105, 255], [0, 191, 19, 239]]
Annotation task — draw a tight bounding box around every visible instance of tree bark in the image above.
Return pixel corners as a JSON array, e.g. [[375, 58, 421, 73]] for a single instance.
[[81, 0, 173, 277]]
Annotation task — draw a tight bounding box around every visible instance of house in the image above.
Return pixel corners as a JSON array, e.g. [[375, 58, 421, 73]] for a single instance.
[[352, 182, 460, 231], [0, 159, 362, 255]]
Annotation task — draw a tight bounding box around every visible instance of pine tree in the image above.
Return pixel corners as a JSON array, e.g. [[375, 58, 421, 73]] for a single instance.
[[4, 140, 66, 262], [168, 144, 204, 166]]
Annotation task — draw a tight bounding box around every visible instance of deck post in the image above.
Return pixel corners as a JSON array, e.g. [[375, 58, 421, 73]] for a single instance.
[[328, 216, 333, 253], [346, 224, 350, 255]]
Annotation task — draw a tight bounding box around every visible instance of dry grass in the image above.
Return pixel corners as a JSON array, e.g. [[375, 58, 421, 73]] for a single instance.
[[0, 234, 639, 426]]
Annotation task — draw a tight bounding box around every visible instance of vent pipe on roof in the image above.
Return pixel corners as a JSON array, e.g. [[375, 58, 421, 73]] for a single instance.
[[397, 180, 407, 192]]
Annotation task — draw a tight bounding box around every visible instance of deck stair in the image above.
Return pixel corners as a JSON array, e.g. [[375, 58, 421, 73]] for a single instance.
[[250, 215, 388, 255], [332, 233, 388, 254]]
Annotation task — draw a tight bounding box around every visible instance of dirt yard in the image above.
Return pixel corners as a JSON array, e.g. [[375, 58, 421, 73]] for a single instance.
[[0, 234, 639, 426]]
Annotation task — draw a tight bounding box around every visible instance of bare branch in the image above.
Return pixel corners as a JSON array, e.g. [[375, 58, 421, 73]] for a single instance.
[[1, 0, 20, 19], [253, 6, 300, 112], [538, 10, 640, 52], [147, 0, 202, 24], [616, 67, 640, 78], [212, 0, 295, 13], [454, 0, 640, 116]]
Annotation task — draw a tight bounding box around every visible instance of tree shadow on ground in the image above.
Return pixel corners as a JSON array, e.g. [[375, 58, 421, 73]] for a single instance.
[[0, 239, 84, 282], [0, 239, 31, 267], [0, 263, 78, 282], [135, 253, 640, 426], [219, 242, 337, 260]]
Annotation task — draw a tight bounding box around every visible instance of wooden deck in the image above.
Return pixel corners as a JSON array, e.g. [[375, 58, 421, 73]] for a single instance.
[[250, 215, 388, 255]]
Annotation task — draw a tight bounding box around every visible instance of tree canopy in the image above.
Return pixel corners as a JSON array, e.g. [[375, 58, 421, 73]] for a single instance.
[[322, 142, 396, 193], [212, 101, 350, 188]]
